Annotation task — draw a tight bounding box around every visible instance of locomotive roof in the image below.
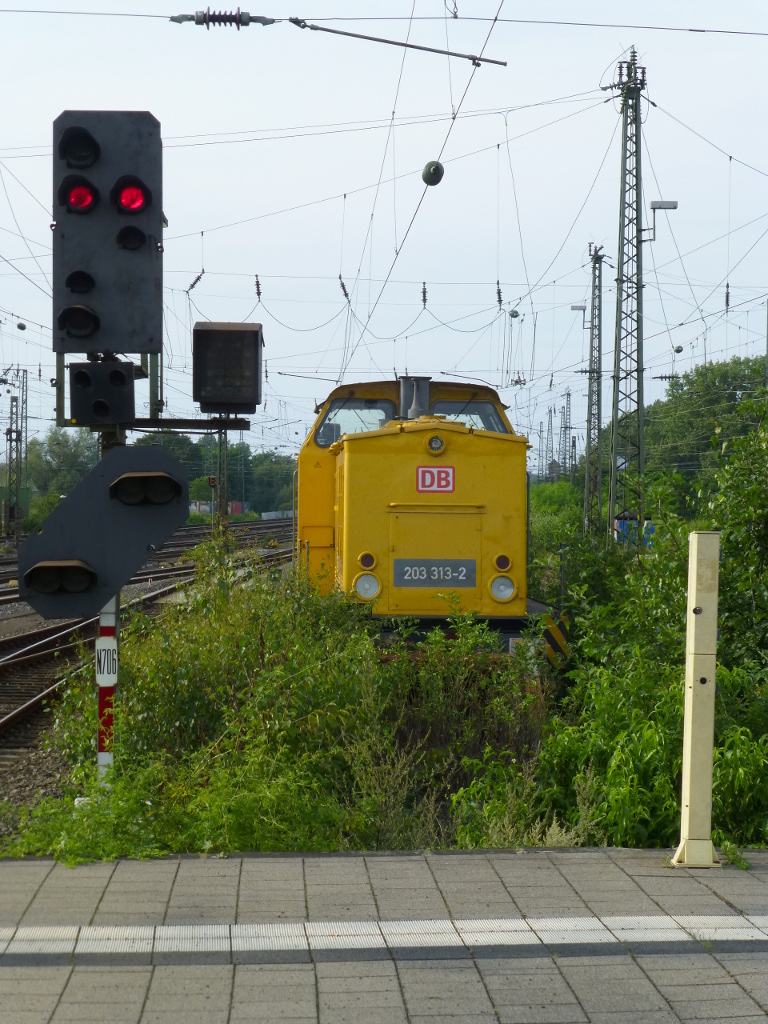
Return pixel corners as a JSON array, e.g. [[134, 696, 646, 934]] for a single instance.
[[314, 379, 510, 411]]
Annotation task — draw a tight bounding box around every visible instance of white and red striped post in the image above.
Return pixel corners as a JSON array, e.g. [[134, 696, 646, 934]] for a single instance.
[[95, 593, 119, 779]]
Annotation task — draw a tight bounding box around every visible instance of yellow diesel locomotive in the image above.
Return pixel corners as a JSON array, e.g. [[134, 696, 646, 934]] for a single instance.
[[296, 376, 535, 633]]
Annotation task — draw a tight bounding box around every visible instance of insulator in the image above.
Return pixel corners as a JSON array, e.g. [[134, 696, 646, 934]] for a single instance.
[[255, 274, 262, 299], [422, 282, 427, 308], [496, 281, 502, 308], [195, 7, 252, 29], [187, 270, 204, 293], [339, 276, 349, 302]]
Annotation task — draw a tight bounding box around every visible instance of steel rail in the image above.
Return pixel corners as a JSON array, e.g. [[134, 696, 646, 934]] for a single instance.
[[0, 547, 293, 737]]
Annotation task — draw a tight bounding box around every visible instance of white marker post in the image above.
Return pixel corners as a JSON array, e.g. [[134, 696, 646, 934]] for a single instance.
[[672, 532, 721, 868], [95, 593, 119, 779]]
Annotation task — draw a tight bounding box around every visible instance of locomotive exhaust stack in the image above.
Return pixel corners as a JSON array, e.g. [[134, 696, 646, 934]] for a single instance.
[[399, 375, 432, 420]]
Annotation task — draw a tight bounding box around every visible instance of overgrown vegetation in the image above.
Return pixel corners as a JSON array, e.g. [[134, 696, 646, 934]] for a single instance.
[[3, 358, 768, 861], [1, 550, 553, 862]]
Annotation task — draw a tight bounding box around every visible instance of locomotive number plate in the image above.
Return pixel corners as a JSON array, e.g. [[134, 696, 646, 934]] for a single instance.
[[393, 559, 476, 587]]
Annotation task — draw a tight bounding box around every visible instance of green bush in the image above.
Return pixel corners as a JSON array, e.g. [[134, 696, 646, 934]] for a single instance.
[[3, 545, 551, 862], [21, 491, 63, 532], [528, 480, 582, 603], [8, 401, 768, 861]]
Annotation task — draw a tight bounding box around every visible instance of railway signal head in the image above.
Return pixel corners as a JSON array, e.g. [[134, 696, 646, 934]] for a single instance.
[[24, 560, 97, 595], [52, 111, 163, 356], [193, 322, 263, 414], [69, 360, 135, 426], [19, 446, 188, 619]]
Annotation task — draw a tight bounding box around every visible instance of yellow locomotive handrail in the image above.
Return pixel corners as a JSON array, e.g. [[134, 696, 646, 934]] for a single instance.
[[386, 503, 486, 513]]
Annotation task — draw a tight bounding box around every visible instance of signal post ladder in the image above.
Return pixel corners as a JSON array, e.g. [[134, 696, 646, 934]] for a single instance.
[[95, 594, 119, 778]]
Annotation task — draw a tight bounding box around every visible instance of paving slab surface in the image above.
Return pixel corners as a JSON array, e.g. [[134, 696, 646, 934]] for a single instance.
[[1, 848, 767, 1023]]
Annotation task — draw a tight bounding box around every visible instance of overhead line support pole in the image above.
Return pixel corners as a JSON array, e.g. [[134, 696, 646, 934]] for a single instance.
[[608, 48, 646, 544], [584, 245, 605, 535], [216, 428, 228, 532]]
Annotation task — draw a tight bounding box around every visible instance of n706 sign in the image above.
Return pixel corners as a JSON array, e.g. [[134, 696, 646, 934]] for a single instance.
[[95, 637, 118, 684]]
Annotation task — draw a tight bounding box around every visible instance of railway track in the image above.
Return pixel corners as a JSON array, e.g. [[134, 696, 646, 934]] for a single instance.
[[0, 518, 293, 601], [0, 544, 293, 770]]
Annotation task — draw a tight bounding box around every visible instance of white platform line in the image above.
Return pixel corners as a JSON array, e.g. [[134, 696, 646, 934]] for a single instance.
[[1, 914, 766, 958]]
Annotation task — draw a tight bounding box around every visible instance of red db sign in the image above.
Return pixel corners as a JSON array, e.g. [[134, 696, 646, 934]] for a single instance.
[[417, 466, 455, 492]]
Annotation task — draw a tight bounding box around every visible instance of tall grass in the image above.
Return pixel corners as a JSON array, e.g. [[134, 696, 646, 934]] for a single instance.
[[2, 546, 552, 863]]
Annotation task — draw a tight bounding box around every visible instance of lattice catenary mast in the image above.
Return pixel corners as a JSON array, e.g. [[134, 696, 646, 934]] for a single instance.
[[583, 244, 605, 535], [557, 391, 571, 480], [545, 408, 554, 481], [607, 48, 646, 538], [537, 421, 544, 481], [5, 395, 20, 543]]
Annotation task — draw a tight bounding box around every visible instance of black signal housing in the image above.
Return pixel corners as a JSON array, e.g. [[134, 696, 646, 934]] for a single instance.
[[52, 110, 163, 356]]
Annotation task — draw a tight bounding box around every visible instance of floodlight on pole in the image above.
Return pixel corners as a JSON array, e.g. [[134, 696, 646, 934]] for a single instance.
[[648, 200, 678, 242], [571, 303, 587, 330]]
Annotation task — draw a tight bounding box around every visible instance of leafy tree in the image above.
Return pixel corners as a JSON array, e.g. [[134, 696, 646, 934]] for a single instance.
[[528, 480, 582, 602], [189, 475, 214, 501], [133, 434, 294, 511], [709, 399, 768, 669], [133, 431, 202, 481], [644, 355, 766, 477], [27, 426, 99, 498], [22, 491, 63, 531], [251, 451, 296, 513], [224, 441, 253, 505]]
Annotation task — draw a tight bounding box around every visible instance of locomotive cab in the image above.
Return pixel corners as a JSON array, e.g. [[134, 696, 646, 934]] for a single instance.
[[297, 377, 530, 626]]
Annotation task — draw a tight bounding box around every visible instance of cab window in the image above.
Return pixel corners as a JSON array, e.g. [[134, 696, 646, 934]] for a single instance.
[[430, 400, 509, 433], [315, 398, 397, 447]]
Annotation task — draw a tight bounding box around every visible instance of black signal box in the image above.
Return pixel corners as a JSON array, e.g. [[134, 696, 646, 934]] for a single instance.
[[69, 360, 135, 426], [52, 110, 163, 355], [192, 322, 263, 414]]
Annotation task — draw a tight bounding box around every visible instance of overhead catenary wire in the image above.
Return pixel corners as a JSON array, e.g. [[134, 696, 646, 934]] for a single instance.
[[163, 99, 606, 242], [8, 21, 767, 432], [0, 94, 606, 159], [643, 132, 708, 338], [518, 111, 620, 308], [653, 103, 768, 181], [336, 0, 417, 378], [4, 8, 768, 41], [0, 249, 50, 296], [502, 111, 534, 335], [303, 14, 768, 41], [339, 0, 508, 380]]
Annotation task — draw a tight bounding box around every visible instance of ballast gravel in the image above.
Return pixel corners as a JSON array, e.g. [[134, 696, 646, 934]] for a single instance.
[[0, 720, 71, 838]]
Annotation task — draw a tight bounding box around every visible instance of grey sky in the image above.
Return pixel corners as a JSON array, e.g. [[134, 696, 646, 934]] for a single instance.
[[1, 1, 767, 463]]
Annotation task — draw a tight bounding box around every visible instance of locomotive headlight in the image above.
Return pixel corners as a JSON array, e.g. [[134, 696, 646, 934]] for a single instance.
[[354, 573, 381, 600], [490, 575, 515, 602], [426, 434, 445, 454]]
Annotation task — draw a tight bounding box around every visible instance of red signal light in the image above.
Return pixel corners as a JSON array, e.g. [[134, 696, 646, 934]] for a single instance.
[[118, 185, 146, 212], [67, 184, 96, 212]]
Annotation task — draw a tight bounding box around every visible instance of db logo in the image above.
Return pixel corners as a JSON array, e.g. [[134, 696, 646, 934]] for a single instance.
[[417, 466, 455, 492]]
